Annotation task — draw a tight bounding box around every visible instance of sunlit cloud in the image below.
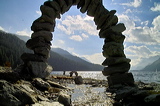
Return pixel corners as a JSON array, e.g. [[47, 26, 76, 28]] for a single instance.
[[16, 29, 32, 37], [36, 10, 41, 15], [120, 0, 142, 8], [57, 15, 98, 36], [70, 35, 83, 41], [0, 26, 5, 31], [151, 2, 160, 12]]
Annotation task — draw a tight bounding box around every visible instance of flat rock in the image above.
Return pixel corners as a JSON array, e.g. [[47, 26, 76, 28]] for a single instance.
[[107, 73, 134, 86], [87, 0, 101, 16], [102, 57, 131, 66], [31, 21, 54, 32], [27, 61, 53, 78], [64, 0, 73, 12], [34, 47, 50, 58], [55, 0, 68, 14], [99, 29, 125, 43], [73, 0, 80, 5], [32, 78, 50, 91], [102, 62, 130, 76], [40, 5, 56, 19], [110, 23, 126, 33], [80, 0, 91, 13], [31, 31, 53, 42], [101, 15, 118, 30], [26, 37, 51, 50], [144, 94, 160, 103], [58, 92, 71, 106], [97, 10, 116, 30], [21, 53, 47, 63], [77, 0, 85, 9], [102, 42, 125, 57], [32, 101, 63, 106]]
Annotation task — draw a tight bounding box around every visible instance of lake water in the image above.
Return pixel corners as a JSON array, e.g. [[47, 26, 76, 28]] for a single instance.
[[51, 71, 160, 83]]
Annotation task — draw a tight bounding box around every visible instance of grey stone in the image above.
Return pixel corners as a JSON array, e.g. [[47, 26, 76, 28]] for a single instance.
[[73, 0, 80, 5], [97, 10, 116, 30], [102, 42, 125, 57], [41, 15, 55, 24], [31, 31, 53, 42], [107, 73, 134, 86], [32, 101, 63, 106], [102, 62, 130, 76], [32, 78, 50, 90], [99, 30, 125, 43], [27, 61, 53, 78], [94, 5, 109, 24], [144, 94, 160, 103], [26, 37, 51, 50], [110, 23, 126, 33], [64, 0, 73, 12], [101, 15, 118, 30], [0, 80, 36, 106], [31, 21, 54, 32], [55, 0, 68, 14], [58, 92, 71, 106], [87, 0, 101, 16], [34, 47, 50, 58], [21, 53, 47, 63], [74, 76, 83, 84], [40, 5, 56, 19], [80, 0, 91, 13], [47, 80, 71, 89], [77, 0, 85, 9], [102, 57, 131, 66]]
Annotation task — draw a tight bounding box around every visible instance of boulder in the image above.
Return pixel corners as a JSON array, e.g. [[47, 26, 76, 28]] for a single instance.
[[32, 78, 50, 91], [0, 80, 36, 106], [97, 10, 116, 30], [40, 5, 56, 19], [80, 0, 91, 13], [31, 31, 53, 42], [27, 61, 53, 78], [102, 57, 131, 66], [58, 92, 71, 106], [144, 94, 160, 103], [74, 76, 83, 84], [102, 42, 125, 57], [31, 21, 54, 32], [26, 37, 51, 50], [107, 73, 134, 87], [101, 15, 118, 30], [21, 53, 47, 63], [102, 62, 130, 76], [34, 47, 50, 58]]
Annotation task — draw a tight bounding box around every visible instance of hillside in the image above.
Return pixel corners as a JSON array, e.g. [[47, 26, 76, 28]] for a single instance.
[[0, 30, 32, 68], [141, 57, 160, 71], [0, 30, 103, 71]]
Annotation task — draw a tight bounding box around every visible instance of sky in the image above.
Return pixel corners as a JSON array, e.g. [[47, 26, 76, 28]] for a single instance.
[[0, 0, 160, 70]]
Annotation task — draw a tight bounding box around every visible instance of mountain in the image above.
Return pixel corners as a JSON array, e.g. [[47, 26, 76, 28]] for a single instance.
[[0, 30, 32, 68], [51, 48, 103, 71], [141, 57, 160, 71], [0, 30, 103, 71]]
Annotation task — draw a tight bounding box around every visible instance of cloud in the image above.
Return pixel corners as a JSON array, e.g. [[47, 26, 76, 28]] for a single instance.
[[57, 15, 98, 36], [121, 0, 142, 8], [16, 29, 32, 37], [125, 45, 160, 69], [81, 33, 89, 39], [70, 35, 83, 41], [0, 26, 5, 31], [118, 14, 160, 44], [151, 2, 160, 12], [36, 10, 41, 15], [51, 40, 65, 48], [82, 53, 105, 64]]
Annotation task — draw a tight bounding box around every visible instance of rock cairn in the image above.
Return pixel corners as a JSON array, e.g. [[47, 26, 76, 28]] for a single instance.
[[21, 0, 134, 86]]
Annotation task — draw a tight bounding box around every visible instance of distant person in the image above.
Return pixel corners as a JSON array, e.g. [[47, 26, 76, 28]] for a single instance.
[[69, 71, 78, 77], [63, 71, 65, 75]]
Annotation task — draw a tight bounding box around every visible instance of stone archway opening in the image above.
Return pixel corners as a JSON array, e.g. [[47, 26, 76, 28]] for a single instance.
[[21, 0, 134, 87]]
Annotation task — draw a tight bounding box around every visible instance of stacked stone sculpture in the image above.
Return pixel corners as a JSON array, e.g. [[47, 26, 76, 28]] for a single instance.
[[21, 0, 134, 86]]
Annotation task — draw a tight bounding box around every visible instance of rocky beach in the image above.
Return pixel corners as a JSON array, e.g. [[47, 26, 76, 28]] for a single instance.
[[1, 66, 160, 106]]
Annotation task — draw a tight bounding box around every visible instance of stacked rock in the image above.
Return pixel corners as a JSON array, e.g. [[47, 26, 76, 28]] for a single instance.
[[21, 0, 134, 84]]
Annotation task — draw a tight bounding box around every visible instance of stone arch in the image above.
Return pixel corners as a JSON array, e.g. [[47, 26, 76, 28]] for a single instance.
[[21, 0, 134, 86]]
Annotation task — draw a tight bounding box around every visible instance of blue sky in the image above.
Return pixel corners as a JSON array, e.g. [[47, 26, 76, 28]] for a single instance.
[[0, 0, 160, 70]]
